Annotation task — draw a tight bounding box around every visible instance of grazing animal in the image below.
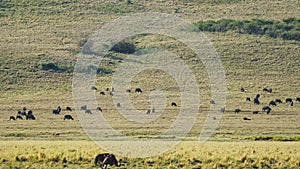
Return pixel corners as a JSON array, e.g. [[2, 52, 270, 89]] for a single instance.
[[27, 110, 33, 116], [85, 109, 92, 114], [64, 115, 74, 120], [81, 105, 87, 110], [146, 109, 151, 114], [246, 97, 251, 101], [101, 154, 121, 169], [94, 153, 110, 166], [240, 87, 245, 92], [254, 98, 260, 105], [66, 106, 72, 111], [100, 91, 106, 95], [26, 114, 36, 120], [97, 107, 103, 112], [262, 106, 272, 114], [106, 88, 110, 91], [210, 99, 215, 104], [116, 103, 121, 108], [263, 88, 272, 93], [275, 99, 282, 104], [269, 100, 277, 106], [109, 91, 114, 96], [234, 109, 241, 113], [253, 111, 259, 114], [9, 116, 16, 120], [255, 94, 260, 99], [151, 108, 155, 113], [290, 101, 294, 106], [17, 111, 22, 115], [296, 97, 300, 102], [126, 89, 131, 93], [111, 87, 114, 92], [135, 88, 142, 93], [243, 117, 251, 120], [91, 86, 98, 90], [171, 102, 177, 107], [220, 107, 225, 113], [16, 115, 23, 120], [52, 106, 61, 115], [286, 98, 293, 103]]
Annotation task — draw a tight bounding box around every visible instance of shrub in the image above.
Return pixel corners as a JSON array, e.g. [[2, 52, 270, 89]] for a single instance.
[[41, 62, 59, 71], [110, 40, 135, 54]]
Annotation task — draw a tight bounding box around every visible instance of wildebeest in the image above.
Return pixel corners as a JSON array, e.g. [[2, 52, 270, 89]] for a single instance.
[[66, 106, 72, 111], [91, 86, 98, 90], [116, 103, 121, 108], [81, 105, 87, 110], [26, 114, 36, 120], [94, 153, 121, 169], [135, 88, 142, 93], [246, 97, 251, 101], [253, 111, 259, 114], [240, 87, 245, 92], [85, 109, 92, 114], [254, 98, 260, 105], [151, 108, 155, 113], [262, 106, 272, 114], [52, 106, 61, 115], [296, 97, 300, 102], [286, 98, 293, 103], [146, 109, 151, 114], [109, 91, 114, 96], [27, 110, 33, 115], [106, 88, 110, 91], [126, 89, 131, 93], [269, 100, 277, 106], [220, 107, 225, 113], [97, 107, 102, 112], [9, 116, 16, 120], [210, 99, 215, 104], [16, 115, 23, 120], [234, 109, 241, 113], [171, 102, 177, 107], [100, 91, 105, 95], [255, 94, 260, 99], [290, 101, 294, 106], [243, 117, 251, 120], [64, 115, 74, 120], [263, 88, 272, 93], [275, 99, 282, 104]]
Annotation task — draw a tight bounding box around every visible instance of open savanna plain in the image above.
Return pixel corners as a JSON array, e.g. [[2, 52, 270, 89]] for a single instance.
[[0, 0, 300, 168]]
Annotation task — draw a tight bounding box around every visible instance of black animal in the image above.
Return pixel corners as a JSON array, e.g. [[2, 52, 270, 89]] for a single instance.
[[286, 98, 293, 103], [220, 107, 225, 113], [101, 154, 121, 169], [126, 89, 131, 93], [171, 102, 177, 107], [81, 105, 87, 110], [109, 91, 114, 96], [9, 116, 16, 120], [52, 106, 61, 115], [27, 110, 33, 115], [66, 106, 72, 111], [262, 106, 272, 114], [85, 109, 92, 114], [275, 99, 282, 104], [210, 99, 215, 104], [26, 114, 36, 120], [100, 91, 105, 95], [269, 100, 277, 106], [94, 153, 110, 168], [16, 115, 23, 120], [263, 88, 272, 93], [106, 88, 110, 91], [252, 111, 259, 114], [240, 87, 245, 92], [135, 88, 142, 93], [64, 115, 74, 120], [234, 109, 241, 113], [97, 107, 103, 112], [243, 117, 251, 120], [254, 98, 260, 105], [146, 109, 151, 114], [246, 97, 251, 101], [116, 103, 121, 108], [255, 94, 260, 99], [151, 108, 155, 113], [296, 97, 300, 102], [91, 86, 98, 90], [290, 101, 294, 106]]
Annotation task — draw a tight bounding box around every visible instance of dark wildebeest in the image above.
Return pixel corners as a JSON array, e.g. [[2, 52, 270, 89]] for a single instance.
[[106, 88, 110, 91], [240, 87, 245, 92], [91, 86, 98, 90], [263, 88, 272, 93], [255, 94, 260, 99], [109, 91, 114, 96], [269, 100, 277, 106], [66, 106, 72, 111], [243, 117, 251, 120], [27, 110, 33, 115], [254, 98, 260, 105], [290, 101, 294, 106], [152, 108, 155, 113], [85, 109, 92, 114], [275, 99, 282, 104], [126, 89, 131, 93], [94, 153, 121, 169], [210, 99, 215, 104], [262, 106, 272, 114], [94, 153, 109, 167], [116, 103, 121, 108], [220, 107, 225, 113], [97, 107, 102, 112], [9, 116, 16, 120], [171, 102, 177, 107], [26, 114, 36, 120], [64, 115, 74, 120], [286, 98, 293, 103], [16, 115, 23, 120], [246, 97, 251, 101], [146, 109, 151, 114], [296, 97, 300, 102], [52, 106, 61, 115], [253, 111, 259, 114], [234, 109, 241, 114], [135, 88, 142, 93], [81, 105, 87, 110], [100, 91, 105, 95]]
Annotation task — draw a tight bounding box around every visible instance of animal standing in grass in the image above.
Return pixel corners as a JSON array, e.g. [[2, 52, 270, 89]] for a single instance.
[[94, 153, 121, 169]]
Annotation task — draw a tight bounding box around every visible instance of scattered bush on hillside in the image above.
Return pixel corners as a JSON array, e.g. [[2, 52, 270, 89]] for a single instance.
[[41, 62, 72, 73], [110, 40, 136, 54], [197, 18, 300, 41]]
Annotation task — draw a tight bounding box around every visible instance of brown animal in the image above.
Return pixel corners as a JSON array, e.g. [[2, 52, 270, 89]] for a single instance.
[[94, 153, 121, 169]]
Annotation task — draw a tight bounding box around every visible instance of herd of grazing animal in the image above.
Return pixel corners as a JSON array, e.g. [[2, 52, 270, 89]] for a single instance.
[[9, 107, 36, 121], [233, 87, 299, 120]]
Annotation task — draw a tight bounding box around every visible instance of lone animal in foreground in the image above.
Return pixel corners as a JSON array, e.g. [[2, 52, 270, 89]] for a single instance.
[[94, 153, 121, 169], [64, 115, 74, 120]]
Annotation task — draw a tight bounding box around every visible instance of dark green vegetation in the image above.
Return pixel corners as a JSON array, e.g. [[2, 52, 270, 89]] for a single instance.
[[197, 18, 300, 41], [0, 0, 300, 168]]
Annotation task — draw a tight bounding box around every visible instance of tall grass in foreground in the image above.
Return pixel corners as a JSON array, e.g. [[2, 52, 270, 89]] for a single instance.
[[0, 141, 299, 168]]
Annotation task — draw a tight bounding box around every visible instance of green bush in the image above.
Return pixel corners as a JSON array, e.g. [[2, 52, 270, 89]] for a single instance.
[[41, 62, 59, 71], [110, 40, 135, 54]]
